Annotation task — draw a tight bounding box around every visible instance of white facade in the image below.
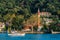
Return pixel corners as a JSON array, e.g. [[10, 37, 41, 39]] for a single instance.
[[37, 25, 43, 31], [0, 22, 5, 32]]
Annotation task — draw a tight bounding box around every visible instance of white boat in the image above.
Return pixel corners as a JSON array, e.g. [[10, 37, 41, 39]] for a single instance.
[[52, 31, 60, 34], [8, 31, 25, 36], [51, 30, 60, 34], [8, 33, 25, 36]]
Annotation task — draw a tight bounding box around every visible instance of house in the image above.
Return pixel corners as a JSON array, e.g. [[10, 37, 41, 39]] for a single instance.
[[22, 24, 32, 31], [40, 12, 51, 17], [0, 22, 5, 32], [37, 8, 54, 31], [22, 8, 53, 32]]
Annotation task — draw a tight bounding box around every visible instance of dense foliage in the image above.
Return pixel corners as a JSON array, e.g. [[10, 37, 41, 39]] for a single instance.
[[0, 0, 60, 32]]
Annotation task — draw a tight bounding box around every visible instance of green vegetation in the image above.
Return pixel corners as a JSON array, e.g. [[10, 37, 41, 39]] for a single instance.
[[0, 0, 60, 32]]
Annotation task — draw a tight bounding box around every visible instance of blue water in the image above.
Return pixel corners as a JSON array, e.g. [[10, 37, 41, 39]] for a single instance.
[[0, 33, 60, 40]]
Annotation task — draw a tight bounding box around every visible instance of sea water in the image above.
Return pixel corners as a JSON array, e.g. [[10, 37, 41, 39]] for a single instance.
[[0, 33, 60, 40]]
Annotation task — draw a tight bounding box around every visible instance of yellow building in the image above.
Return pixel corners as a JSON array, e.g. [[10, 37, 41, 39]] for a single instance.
[[0, 22, 5, 32]]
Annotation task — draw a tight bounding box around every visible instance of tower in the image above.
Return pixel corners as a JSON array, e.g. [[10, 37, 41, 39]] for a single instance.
[[37, 8, 43, 31], [38, 8, 40, 17], [37, 8, 41, 27]]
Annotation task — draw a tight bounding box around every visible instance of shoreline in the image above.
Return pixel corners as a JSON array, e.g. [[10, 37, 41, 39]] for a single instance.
[[0, 31, 60, 34], [19, 31, 60, 34]]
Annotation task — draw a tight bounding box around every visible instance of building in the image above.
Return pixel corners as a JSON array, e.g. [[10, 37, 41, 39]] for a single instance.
[[37, 8, 43, 31], [37, 8, 54, 31], [22, 8, 53, 32], [0, 22, 5, 32]]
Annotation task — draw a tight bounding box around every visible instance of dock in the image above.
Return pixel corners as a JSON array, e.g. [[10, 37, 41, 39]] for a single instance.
[[25, 32, 44, 34], [18, 31, 44, 34]]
